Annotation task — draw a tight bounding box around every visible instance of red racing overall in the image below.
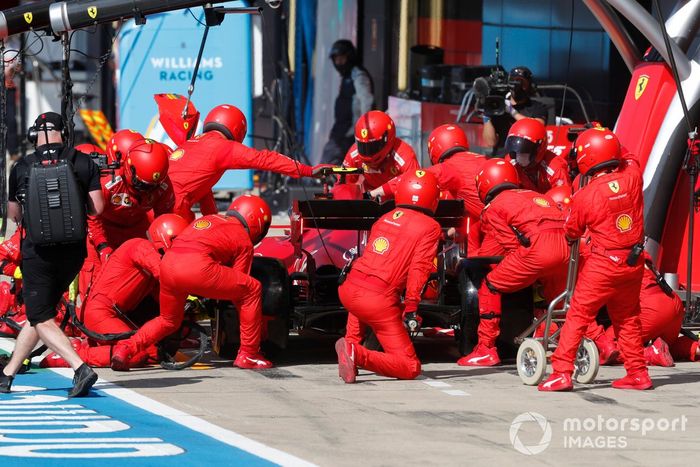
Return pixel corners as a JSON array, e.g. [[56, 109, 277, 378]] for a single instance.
[[78, 238, 162, 366], [340, 207, 442, 379], [168, 131, 314, 222], [474, 189, 569, 349], [551, 156, 647, 376], [80, 168, 174, 299], [123, 214, 263, 357]]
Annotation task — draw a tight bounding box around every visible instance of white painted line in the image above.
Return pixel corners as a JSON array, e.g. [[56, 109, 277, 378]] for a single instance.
[[423, 380, 451, 388], [0, 338, 316, 467], [442, 389, 469, 397]]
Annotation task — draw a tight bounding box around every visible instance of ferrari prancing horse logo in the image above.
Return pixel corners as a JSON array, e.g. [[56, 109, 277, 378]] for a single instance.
[[608, 180, 620, 193], [393, 211, 404, 220], [23, 12, 32, 24], [360, 128, 368, 139], [635, 75, 649, 100], [88, 6, 98, 19]]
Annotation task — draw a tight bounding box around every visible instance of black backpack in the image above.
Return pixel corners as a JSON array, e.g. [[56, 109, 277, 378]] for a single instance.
[[24, 148, 87, 245]]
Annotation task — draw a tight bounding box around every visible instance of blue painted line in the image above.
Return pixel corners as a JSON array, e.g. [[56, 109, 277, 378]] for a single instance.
[[0, 364, 309, 466]]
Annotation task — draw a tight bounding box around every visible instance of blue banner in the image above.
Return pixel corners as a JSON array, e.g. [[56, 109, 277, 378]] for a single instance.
[[117, 3, 253, 190]]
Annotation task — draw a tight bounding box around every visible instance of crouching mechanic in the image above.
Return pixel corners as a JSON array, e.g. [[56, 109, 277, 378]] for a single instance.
[[80, 139, 175, 301], [336, 170, 443, 382], [168, 104, 327, 222], [505, 118, 570, 193], [111, 195, 273, 370], [458, 159, 569, 367], [338, 110, 419, 198], [42, 214, 189, 368], [539, 127, 650, 391]]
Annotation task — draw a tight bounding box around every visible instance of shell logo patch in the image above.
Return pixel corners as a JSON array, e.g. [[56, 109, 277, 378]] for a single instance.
[[170, 149, 185, 161], [635, 75, 649, 100], [616, 214, 633, 232], [416, 170, 426, 178], [608, 180, 620, 193], [152, 172, 161, 182], [372, 237, 390, 255], [111, 193, 131, 206], [23, 12, 32, 24], [360, 128, 368, 139], [533, 197, 550, 208], [194, 219, 212, 230], [393, 210, 404, 220]]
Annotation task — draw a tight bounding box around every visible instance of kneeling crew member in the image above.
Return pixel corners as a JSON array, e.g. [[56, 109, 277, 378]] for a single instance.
[[111, 195, 273, 370], [336, 170, 443, 382]]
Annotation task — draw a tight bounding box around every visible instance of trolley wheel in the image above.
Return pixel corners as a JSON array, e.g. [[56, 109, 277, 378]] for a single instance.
[[574, 338, 599, 384], [517, 338, 547, 386]]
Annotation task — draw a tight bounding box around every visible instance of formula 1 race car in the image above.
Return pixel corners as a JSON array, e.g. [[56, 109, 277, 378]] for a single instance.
[[211, 168, 535, 358]]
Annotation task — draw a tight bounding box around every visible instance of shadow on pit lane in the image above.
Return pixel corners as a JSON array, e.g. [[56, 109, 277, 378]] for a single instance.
[[596, 371, 700, 389], [104, 376, 219, 389], [266, 335, 464, 368]]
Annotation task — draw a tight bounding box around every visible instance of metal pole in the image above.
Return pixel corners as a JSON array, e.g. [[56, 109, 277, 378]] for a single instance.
[[19, 32, 25, 159], [0, 39, 6, 240]]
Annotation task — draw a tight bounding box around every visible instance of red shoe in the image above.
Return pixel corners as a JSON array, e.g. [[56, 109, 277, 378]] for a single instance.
[[335, 337, 357, 383], [538, 372, 574, 392], [595, 334, 620, 365], [234, 351, 273, 369], [612, 371, 653, 390], [457, 344, 500, 366], [644, 338, 674, 367], [110, 343, 133, 372]]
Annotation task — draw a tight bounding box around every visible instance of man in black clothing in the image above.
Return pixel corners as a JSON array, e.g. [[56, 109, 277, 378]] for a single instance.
[[0, 112, 105, 397], [482, 66, 548, 157], [321, 39, 374, 166]]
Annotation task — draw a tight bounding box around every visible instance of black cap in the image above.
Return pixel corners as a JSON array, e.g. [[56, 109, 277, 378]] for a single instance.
[[33, 112, 63, 132], [329, 39, 356, 59]]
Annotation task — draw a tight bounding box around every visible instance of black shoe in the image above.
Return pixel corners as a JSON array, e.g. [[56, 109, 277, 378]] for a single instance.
[[68, 364, 97, 398], [0, 371, 13, 394]]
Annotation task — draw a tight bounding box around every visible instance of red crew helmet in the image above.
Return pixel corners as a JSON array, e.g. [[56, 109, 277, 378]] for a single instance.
[[203, 104, 247, 142], [505, 118, 547, 168], [107, 129, 144, 163], [427, 124, 469, 166], [124, 139, 170, 191], [227, 195, 272, 244], [395, 170, 440, 214], [476, 159, 520, 204], [354, 110, 397, 166], [546, 185, 573, 211], [148, 214, 189, 251], [575, 127, 621, 176]]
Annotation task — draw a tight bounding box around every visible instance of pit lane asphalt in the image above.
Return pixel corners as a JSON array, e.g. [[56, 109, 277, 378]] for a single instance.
[[93, 336, 700, 466]]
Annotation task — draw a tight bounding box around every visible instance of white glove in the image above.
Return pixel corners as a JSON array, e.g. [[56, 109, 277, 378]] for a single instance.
[[504, 97, 517, 117]]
